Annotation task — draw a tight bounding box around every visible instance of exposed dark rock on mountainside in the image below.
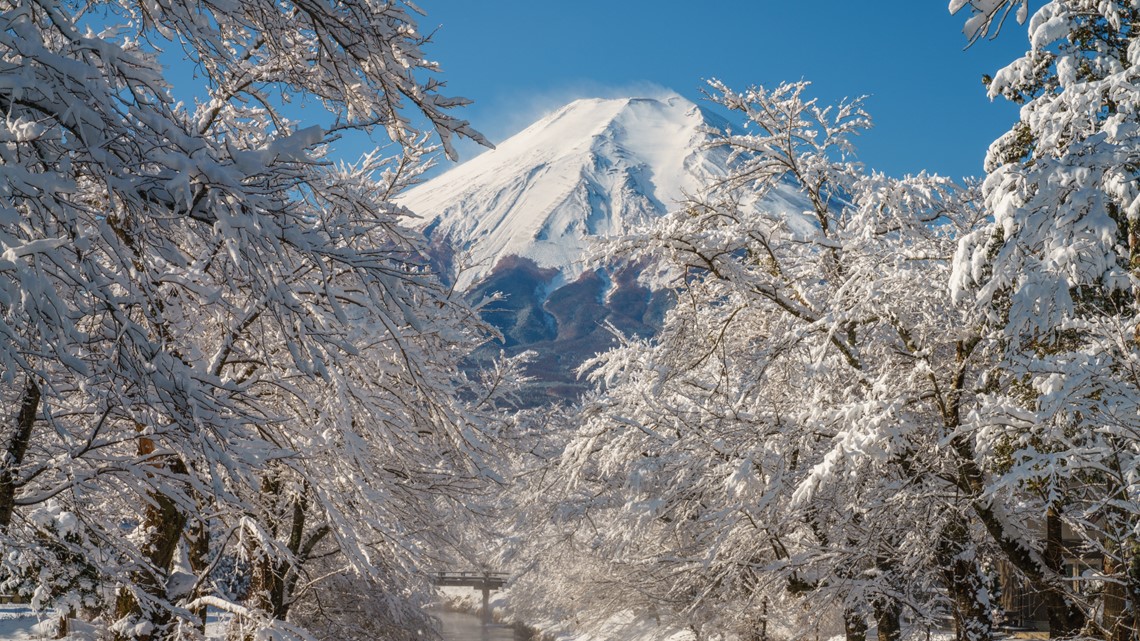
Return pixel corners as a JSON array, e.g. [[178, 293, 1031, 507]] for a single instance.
[[465, 257, 671, 406]]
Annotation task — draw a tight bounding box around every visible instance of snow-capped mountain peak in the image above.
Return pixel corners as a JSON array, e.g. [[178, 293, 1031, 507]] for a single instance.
[[399, 93, 730, 290]]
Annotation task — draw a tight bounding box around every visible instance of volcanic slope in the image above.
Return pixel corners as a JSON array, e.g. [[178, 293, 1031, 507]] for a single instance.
[[399, 94, 808, 405]]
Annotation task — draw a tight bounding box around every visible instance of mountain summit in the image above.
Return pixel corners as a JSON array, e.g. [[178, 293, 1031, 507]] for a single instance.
[[400, 94, 733, 290], [399, 93, 807, 404]]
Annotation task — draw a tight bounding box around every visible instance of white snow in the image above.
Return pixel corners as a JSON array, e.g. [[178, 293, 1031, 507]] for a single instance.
[[399, 94, 740, 290], [436, 586, 695, 641], [0, 606, 234, 640], [0, 605, 45, 640]]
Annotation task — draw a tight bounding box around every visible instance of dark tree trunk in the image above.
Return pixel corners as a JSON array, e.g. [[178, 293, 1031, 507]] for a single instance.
[[1042, 507, 1083, 638], [1103, 452, 1138, 641], [937, 515, 993, 641], [1104, 553, 1131, 641], [946, 428, 1083, 640], [872, 550, 902, 641], [928, 339, 1082, 637], [1129, 542, 1140, 641], [249, 474, 287, 622], [873, 596, 902, 641], [250, 558, 288, 620], [743, 598, 771, 641], [249, 478, 310, 622], [845, 608, 868, 641], [113, 436, 189, 641], [186, 514, 210, 631], [0, 379, 40, 528]]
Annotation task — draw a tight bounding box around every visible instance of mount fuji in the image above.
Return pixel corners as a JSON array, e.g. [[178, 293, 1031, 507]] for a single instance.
[[399, 93, 806, 404]]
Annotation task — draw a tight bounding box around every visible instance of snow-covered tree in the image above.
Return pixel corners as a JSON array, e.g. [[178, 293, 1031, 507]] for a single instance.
[[532, 80, 998, 641], [952, 1, 1140, 638], [0, 1, 502, 639]]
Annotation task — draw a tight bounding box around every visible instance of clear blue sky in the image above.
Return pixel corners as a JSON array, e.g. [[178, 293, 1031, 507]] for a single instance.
[[400, 1, 1028, 180]]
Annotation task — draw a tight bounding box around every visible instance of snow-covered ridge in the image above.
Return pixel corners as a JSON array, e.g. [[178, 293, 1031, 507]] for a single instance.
[[398, 94, 733, 290]]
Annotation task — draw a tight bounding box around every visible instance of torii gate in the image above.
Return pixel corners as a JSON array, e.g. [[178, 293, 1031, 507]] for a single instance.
[[432, 571, 510, 624]]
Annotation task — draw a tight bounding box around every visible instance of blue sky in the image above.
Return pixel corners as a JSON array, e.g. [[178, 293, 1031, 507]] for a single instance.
[[400, 1, 1029, 180]]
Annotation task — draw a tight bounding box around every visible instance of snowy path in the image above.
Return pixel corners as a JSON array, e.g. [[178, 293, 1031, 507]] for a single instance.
[[0, 604, 48, 639], [436, 609, 528, 641]]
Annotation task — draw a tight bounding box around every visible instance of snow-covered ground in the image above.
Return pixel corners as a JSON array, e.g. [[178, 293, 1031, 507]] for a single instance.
[[0, 606, 232, 640], [0, 604, 51, 640], [437, 585, 695, 641]]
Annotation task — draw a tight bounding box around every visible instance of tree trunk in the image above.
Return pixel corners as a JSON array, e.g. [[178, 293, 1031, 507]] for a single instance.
[[947, 429, 1083, 639], [872, 549, 902, 641], [113, 436, 189, 641], [249, 488, 288, 621], [742, 598, 770, 641], [1128, 542, 1140, 641], [845, 608, 868, 641], [250, 557, 288, 620], [937, 515, 993, 641], [187, 515, 210, 631], [1104, 553, 1131, 641], [249, 477, 306, 622], [1102, 449, 1138, 641], [1043, 506, 1083, 638], [873, 596, 902, 641], [930, 348, 1081, 639], [0, 378, 40, 528]]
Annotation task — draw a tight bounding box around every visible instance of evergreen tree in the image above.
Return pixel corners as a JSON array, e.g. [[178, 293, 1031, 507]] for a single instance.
[[953, 1, 1140, 638]]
